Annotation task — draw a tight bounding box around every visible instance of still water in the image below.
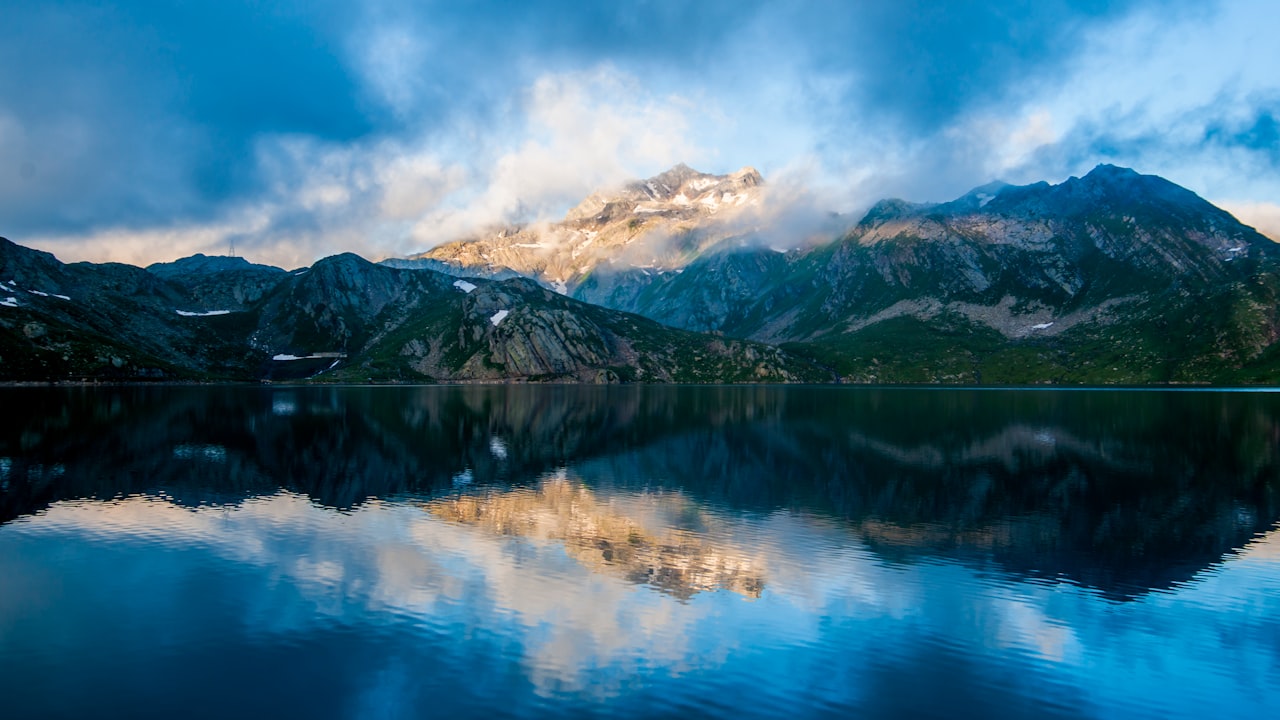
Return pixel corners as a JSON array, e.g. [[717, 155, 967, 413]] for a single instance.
[[1, 385, 1278, 719]]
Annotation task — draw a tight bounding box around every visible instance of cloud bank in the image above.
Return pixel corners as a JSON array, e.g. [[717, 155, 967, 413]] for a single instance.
[[2, 0, 1277, 267]]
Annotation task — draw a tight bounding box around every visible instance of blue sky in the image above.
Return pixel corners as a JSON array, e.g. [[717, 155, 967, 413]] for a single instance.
[[2, 0, 1278, 267]]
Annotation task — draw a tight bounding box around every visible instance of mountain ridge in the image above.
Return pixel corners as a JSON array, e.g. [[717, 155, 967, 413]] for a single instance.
[[5, 164, 1280, 384], [0, 237, 824, 383]]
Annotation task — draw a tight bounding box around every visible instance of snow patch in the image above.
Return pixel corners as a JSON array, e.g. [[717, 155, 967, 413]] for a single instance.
[[272, 352, 346, 361], [1030, 322, 1054, 330], [770, 247, 788, 254], [978, 193, 995, 207], [293, 269, 309, 275], [489, 437, 508, 460], [490, 309, 510, 326], [452, 279, 477, 293], [552, 281, 568, 295], [0, 296, 18, 308], [514, 242, 549, 249], [176, 309, 231, 317]]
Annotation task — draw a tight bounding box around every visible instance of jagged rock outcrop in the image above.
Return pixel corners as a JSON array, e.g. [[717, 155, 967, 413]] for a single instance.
[[385, 273, 824, 383], [403, 164, 768, 294]]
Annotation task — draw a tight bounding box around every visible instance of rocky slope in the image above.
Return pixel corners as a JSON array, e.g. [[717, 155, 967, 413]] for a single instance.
[[0, 237, 259, 380], [524, 164, 1280, 383], [402, 164, 769, 293], [0, 238, 822, 383], [148, 254, 289, 311], [8, 164, 1280, 384]]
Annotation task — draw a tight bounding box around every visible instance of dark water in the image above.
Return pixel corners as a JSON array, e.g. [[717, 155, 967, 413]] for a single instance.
[[2, 386, 1279, 719]]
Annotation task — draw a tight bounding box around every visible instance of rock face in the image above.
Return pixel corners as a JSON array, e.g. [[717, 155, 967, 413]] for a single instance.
[[0, 238, 823, 383], [534, 165, 1280, 383], [7, 163, 1280, 384], [406, 164, 767, 294], [0, 237, 255, 380], [148, 254, 288, 311]]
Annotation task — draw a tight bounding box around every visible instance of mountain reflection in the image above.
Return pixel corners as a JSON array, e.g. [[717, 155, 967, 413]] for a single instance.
[[2, 386, 1279, 598], [426, 471, 765, 599]]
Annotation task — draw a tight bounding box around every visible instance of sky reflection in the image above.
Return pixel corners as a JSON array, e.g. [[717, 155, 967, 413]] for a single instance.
[[3, 386, 1280, 718], [3, 476, 1278, 718]]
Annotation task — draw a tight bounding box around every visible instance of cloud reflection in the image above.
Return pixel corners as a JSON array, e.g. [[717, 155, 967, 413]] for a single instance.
[[5, 485, 1280, 714]]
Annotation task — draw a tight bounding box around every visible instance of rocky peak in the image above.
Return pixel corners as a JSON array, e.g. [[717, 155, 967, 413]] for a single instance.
[[564, 164, 765, 223], [147, 254, 284, 279]]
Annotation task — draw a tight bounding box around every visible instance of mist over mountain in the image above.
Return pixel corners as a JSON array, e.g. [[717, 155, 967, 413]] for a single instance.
[[3, 164, 1279, 384]]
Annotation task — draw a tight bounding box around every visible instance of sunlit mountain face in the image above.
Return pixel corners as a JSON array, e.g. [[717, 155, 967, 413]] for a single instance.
[[2, 386, 1279, 718]]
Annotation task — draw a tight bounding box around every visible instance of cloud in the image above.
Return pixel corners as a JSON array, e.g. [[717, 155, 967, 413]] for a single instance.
[[4, 0, 1276, 266], [21, 66, 707, 268], [994, 0, 1280, 201], [0, 1, 375, 238], [407, 67, 706, 246]]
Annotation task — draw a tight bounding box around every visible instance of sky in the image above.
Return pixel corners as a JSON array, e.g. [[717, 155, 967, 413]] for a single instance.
[[2, 0, 1278, 268]]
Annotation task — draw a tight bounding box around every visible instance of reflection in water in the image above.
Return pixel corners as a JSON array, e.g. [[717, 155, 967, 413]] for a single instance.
[[427, 471, 765, 599], [1, 386, 1280, 718]]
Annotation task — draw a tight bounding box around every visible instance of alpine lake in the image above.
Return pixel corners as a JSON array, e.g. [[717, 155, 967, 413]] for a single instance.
[[2, 385, 1278, 719]]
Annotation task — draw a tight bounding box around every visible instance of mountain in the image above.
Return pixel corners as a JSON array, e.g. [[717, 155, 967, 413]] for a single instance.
[[403, 164, 769, 293], [503, 164, 1280, 384], [0, 237, 258, 380], [7, 163, 1280, 385], [0, 238, 823, 383], [147, 254, 288, 311]]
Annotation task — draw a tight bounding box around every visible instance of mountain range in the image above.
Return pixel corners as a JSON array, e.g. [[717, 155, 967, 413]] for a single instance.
[[2, 163, 1278, 383]]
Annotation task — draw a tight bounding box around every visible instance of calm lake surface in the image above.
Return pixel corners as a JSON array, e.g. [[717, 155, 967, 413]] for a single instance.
[[2, 385, 1279, 719]]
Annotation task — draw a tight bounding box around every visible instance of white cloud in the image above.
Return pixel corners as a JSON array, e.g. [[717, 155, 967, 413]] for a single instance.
[[1004, 0, 1280, 201], [408, 66, 707, 247], [20, 66, 709, 268], [356, 23, 430, 119]]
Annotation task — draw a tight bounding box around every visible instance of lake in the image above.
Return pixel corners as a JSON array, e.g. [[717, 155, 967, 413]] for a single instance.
[[2, 385, 1278, 719]]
